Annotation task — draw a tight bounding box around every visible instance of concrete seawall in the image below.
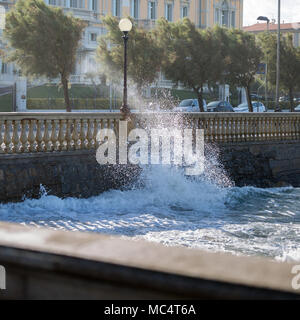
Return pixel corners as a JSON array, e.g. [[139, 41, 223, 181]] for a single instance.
[[219, 140, 300, 188], [0, 222, 299, 300], [0, 140, 300, 202], [0, 150, 140, 203]]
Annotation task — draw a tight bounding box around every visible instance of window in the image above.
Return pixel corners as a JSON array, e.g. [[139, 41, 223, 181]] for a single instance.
[[1, 63, 7, 74], [222, 10, 228, 26], [148, 1, 156, 20], [91, 0, 97, 11], [165, 3, 173, 22], [70, 0, 77, 7], [215, 8, 220, 24], [221, 0, 229, 27], [131, 0, 139, 19], [112, 0, 121, 17], [49, 0, 57, 5], [181, 6, 188, 18], [70, 0, 84, 8], [231, 11, 235, 27], [90, 33, 97, 41]]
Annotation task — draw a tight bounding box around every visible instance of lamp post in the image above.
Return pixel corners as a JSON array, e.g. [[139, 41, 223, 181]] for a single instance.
[[119, 18, 132, 118], [275, 0, 281, 112], [257, 16, 270, 107]]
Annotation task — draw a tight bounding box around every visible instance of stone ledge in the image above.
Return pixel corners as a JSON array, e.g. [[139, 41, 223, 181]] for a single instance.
[[0, 222, 299, 299]]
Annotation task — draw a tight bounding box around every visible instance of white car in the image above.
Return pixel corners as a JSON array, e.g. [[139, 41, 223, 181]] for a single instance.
[[295, 104, 300, 112], [173, 99, 207, 112], [235, 101, 266, 112]]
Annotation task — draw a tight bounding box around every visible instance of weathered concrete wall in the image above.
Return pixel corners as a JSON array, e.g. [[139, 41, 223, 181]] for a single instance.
[[0, 151, 140, 203], [0, 140, 300, 202], [219, 140, 300, 188], [0, 222, 299, 300]]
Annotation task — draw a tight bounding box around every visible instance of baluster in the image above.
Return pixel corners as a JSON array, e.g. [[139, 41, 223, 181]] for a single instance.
[[251, 117, 256, 141], [270, 117, 274, 141], [65, 119, 73, 151], [93, 119, 100, 149], [278, 117, 283, 141], [43, 120, 51, 151], [286, 117, 290, 140], [51, 120, 59, 151], [35, 119, 43, 152], [231, 117, 235, 142], [292, 117, 297, 140], [86, 119, 94, 149], [80, 119, 87, 149], [27, 120, 36, 152], [4, 120, 12, 153], [207, 118, 211, 143], [266, 117, 270, 140], [278, 116, 283, 141], [11, 120, 20, 153], [266, 117, 270, 141], [286, 117, 291, 140], [231, 117, 236, 142], [224, 118, 228, 143], [212, 118, 216, 143], [219, 117, 223, 143], [242, 117, 247, 142], [275, 117, 280, 140], [20, 120, 28, 152], [226, 118, 231, 142], [58, 119, 66, 151], [258, 116, 262, 142], [235, 117, 240, 142], [72, 119, 80, 150]]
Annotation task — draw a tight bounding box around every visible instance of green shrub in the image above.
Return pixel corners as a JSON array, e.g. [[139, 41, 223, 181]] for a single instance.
[[27, 98, 122, 110]]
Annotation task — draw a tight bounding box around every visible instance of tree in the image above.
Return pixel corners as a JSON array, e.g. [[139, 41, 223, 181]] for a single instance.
[[259, 32, 300, 112], [155, 18, 227, 112], [4, 0, 85, 112], [225, 29, 262, 112], [97, 16, 163, 97]]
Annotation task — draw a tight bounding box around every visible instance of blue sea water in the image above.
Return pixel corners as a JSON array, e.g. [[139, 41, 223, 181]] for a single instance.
[[0, 165, 299, 262]]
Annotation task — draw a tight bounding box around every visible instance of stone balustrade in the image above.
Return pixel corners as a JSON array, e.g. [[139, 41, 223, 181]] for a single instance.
[[0, 113, 122, 154], [0, 112, 300, 154]]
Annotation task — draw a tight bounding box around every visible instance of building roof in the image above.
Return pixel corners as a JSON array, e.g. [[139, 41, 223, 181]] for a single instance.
[[243, 22, 300, 33]]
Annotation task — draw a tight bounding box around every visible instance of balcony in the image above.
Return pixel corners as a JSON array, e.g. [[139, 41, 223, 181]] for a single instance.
[[62, 7, 103, 23], [134, 19, 156, 30]]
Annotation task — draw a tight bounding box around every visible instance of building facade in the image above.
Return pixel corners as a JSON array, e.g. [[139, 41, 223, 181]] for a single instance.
[[0, 0, 243, 86], [243, 22, 300, 48]]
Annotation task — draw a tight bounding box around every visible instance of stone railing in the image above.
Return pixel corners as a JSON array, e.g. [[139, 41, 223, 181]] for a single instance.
[[0, 112, 300, 154], [0, 113, 122, 154], [190, 112, 300, 143]]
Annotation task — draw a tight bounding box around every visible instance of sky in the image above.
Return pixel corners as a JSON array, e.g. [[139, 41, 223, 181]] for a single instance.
[[243, 0, 300, 26]]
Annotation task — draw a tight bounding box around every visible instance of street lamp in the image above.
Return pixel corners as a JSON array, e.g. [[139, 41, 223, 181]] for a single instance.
[[119, 18, 132, 118], [257, 16, 270, 106]]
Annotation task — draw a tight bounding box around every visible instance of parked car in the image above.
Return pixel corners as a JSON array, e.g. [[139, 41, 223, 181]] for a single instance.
[[295, 105, 300, 112], [279, 96, 289, 102], [206, 101, 234, 112], [251, 93, 263, 100], [173, 99, 207, 112], [235, 101, 266, 112]]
